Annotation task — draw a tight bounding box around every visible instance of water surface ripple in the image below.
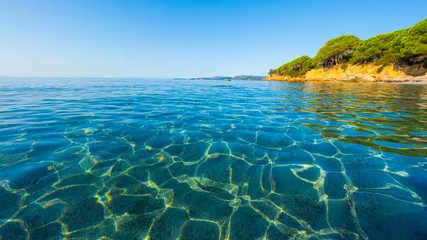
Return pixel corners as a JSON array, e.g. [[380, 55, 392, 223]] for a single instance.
[[0, 78, 426, 240]]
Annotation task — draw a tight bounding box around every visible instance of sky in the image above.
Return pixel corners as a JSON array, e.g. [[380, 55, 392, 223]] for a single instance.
[[0, 0, 426, 78]]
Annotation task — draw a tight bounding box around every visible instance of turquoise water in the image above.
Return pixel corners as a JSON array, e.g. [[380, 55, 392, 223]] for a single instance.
[[0, 78, 426, 240]]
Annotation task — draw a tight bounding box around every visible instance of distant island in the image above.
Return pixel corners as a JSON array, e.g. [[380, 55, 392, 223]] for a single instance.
[[174, 75, 266, 81], [232, 75, 267, 81], [267, 18, 427, 83]]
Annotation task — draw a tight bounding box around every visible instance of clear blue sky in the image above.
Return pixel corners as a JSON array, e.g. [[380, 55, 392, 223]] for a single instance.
[[0, 0, 426, 78]]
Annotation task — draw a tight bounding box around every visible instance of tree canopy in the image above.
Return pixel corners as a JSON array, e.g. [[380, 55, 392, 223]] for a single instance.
[[270, 18, 427, 77], [390, 19, 427, 59], [275, 55, 314, 77], [314, 35, 360, 65], [351, 30, 402, 64]]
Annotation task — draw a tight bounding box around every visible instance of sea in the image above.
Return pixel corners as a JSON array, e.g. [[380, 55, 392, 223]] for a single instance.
[[0, 78, 426, 239]]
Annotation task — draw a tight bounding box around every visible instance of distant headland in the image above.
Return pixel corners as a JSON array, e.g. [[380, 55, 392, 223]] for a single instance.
[[267, 18, 427, 83], [174, 75, 267, 81]]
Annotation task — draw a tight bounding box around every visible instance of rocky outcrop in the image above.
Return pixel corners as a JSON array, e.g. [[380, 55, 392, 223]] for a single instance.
[[265, 63, 427, 83], [320, 50, 355, 68], [292, 64, 302, 71], [394, 55, 427, 76], [354, 74, 376, 82]]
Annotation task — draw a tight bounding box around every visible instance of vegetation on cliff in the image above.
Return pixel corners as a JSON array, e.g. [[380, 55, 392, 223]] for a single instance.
[[269, 18, 427, 78], [315, 35, 360, 67], [351, 31, 402, 65], [269, 56, 315, 77]]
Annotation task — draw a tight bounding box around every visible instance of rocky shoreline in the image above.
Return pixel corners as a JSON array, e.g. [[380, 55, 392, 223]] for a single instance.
[[267, 18, 427, 84], [265, 63, 427, 84]]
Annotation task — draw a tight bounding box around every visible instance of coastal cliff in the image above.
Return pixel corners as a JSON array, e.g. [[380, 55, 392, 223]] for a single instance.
[[266, 61, 427, 82], [267, 18, 427, 83]]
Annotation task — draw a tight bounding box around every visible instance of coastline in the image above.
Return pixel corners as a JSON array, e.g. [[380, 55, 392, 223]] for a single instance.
[[267, 18, 427, 85], [265, 63, 427, 84], [264, 78, 427, 85]]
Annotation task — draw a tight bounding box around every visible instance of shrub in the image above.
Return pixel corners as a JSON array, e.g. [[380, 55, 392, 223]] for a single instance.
[[269, 18, 427, 76], [391, 18, 427, 58], [314, 35, 360, 65], [274, 56, 315, 77], [351, 30, 402, 64]]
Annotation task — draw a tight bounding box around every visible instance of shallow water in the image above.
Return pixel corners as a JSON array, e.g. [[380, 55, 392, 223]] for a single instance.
[[0, 78, 426, 240]]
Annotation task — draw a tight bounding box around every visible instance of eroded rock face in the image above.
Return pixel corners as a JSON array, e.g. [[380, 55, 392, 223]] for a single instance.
[[321, 49, 355, 68], [292, 64, 302, 71], [394, 55, 427, 77]]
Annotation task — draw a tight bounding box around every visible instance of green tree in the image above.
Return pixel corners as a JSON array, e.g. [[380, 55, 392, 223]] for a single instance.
[[268, 18, 427, 76], [274, 56, 314, 77], [391, 18, 427, 58], [351, 30, 402, 64], [314, 35, 360, 66]]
